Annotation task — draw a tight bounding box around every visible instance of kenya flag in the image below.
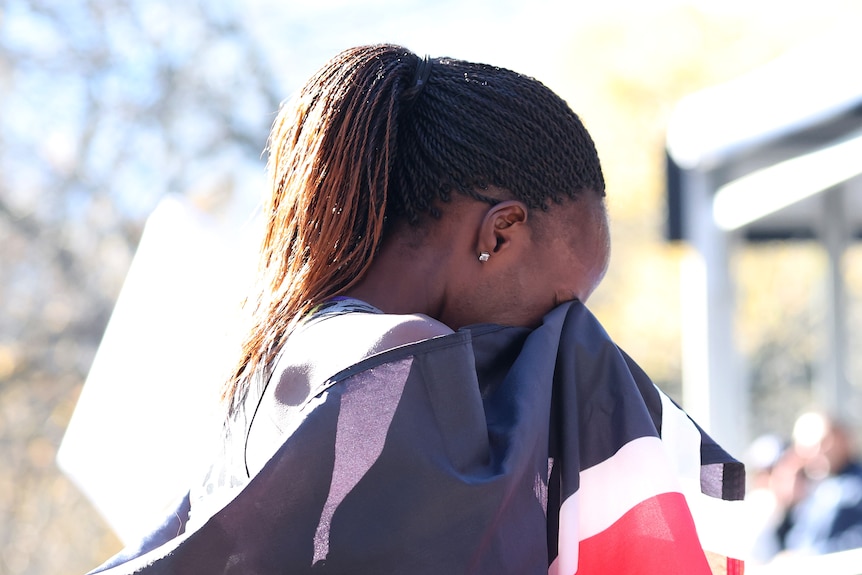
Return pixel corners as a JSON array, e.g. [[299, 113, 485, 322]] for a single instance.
[[90, 301, 744, 575], [546, 323, 745, 575]]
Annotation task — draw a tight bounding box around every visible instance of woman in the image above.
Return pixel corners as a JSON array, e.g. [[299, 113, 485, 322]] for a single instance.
[[227, 43, 610, 479], [91, 45, 742, 575]]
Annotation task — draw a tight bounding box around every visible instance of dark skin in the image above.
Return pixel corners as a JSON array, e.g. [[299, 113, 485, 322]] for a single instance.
[[347, 189, 610, 331], [248, 189, 610, 472]]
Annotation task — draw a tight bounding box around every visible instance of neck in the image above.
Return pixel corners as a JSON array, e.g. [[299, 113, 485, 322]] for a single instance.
[[345, 232, 449, 318]]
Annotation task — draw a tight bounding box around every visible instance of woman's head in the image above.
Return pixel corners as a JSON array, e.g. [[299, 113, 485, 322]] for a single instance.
[[428, 191, 610, 329], [225, 44, 607, 412]]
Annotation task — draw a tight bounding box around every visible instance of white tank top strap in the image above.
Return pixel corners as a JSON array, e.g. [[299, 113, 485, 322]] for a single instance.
[[302, 296, 383, 327]]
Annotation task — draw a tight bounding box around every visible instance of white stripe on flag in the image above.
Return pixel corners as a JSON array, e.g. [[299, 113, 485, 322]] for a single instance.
[[578, 436, 683, 538], [656, 389, 703, 496], [550, 436, 684, 575], [657, 388, 747, 560]]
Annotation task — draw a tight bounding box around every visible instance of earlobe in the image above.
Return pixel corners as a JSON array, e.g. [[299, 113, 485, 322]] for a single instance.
[[477, 200, 528, 256]]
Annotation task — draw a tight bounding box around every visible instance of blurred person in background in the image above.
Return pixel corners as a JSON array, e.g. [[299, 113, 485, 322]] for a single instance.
[[741, 434, 807, 564], [783, 411, 862, 554]]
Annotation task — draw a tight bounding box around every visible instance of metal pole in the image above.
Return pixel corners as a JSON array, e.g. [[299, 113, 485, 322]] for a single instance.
[[818, 186, 849, 419], [680, 169, 747, 455]]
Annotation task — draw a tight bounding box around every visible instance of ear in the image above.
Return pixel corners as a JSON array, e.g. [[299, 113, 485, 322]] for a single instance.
[[476, 200, 529, 258]]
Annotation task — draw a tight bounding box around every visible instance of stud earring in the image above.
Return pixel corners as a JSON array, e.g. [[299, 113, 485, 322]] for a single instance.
[[478, 251, 491, 262]]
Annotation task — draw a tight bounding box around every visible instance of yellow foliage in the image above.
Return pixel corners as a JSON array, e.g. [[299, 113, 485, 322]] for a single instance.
[[551, 2, 862, 389]]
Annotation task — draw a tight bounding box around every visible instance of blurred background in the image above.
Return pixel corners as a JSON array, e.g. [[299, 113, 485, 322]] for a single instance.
[[2, 0, 862, 573]]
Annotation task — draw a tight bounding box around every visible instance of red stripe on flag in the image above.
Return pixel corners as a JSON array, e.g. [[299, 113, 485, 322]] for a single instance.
[[573, 492, 711, 575]]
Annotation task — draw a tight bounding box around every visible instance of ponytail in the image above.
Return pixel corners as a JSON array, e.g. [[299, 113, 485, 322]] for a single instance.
[[222, 45, 420, 415]]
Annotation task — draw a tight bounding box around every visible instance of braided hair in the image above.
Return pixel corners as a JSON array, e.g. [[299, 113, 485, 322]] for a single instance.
[[222, 44, 605, 416]]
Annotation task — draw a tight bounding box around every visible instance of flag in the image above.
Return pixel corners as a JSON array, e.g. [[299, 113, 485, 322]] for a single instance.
[[546, 308, 745, 575], [89, 300, 744, 575]]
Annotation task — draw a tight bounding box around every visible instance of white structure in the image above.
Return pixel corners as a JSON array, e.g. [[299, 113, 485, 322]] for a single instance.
[[665, 28, 862, 455], [57, 197, 259, 543]]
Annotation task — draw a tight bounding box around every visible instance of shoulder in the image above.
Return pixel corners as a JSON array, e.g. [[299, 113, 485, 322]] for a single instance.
[[310, 311, 453, 356], [279, 311, 453, 390], [371, 313, 454, 352]]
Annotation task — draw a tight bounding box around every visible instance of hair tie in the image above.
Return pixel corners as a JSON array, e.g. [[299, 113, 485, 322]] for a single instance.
[[402, 55, 432, 103], [414, 55, 432, 91]]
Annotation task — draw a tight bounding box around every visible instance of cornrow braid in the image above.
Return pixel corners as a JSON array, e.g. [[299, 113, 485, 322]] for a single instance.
[[223, 44, 605, 418], [390, 54, 605, 224]]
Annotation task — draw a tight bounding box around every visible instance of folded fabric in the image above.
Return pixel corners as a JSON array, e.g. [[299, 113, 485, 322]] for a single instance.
[[90, 300, 744, 575]]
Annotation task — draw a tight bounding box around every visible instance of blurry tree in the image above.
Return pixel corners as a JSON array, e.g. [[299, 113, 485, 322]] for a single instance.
[[0, 1, 280, 572]]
